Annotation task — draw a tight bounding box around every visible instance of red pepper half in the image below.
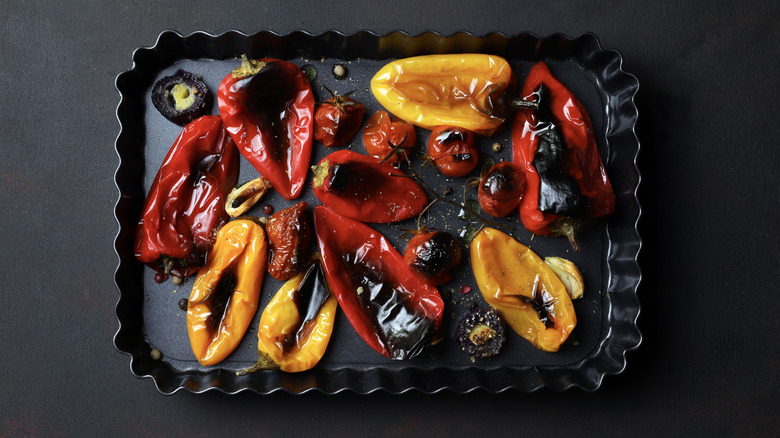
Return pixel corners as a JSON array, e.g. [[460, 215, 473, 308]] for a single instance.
[[314, 206, 444, 360], [134, 115, 239, 278], [218, 55, 314, 200], [512, 62, 615, 244], [311, 149, 428, 223]]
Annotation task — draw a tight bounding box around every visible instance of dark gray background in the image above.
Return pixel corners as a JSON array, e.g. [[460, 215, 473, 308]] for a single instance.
[[1, 1, 777, 436]]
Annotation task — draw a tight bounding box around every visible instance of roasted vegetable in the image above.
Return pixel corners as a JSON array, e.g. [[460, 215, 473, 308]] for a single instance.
[[455, 307, 506, 359], [186, 218, 268, 366], [218, 55, 314, 200], [314, 87, 365, 148], [512, 61, 615, 247], [311, 149, 428, 223], [242, 260, 337, 373], [314, 206, 444, 360], [427, 126, 478, 177], [134, 115, 239, 278], [470, 227, 576, 352], [225, 176, 272, 218], [266, 202, 312, 281], [151, 69, 211, 126], [362, 110, 417, 164], [403, 229, 462, 285], [371, 54, 532, 137], [478, 161, 525, 218], [545, 257, 584, 300]]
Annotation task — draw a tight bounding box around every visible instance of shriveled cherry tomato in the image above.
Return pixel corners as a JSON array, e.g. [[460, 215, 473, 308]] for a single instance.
[[362, 110, 416, 164], [314, 88, 366, 148], [266, 202, 312, 281], [427, 126, 478, 177], [403, 229, 462, 286], [478, 161, 525, 217]]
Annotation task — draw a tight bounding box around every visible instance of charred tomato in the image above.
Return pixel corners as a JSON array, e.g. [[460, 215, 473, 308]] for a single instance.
[[362, 110, 417, 164], [403, 229, 462, 285], [314, 87, 366, 148], [478, 161, 525, 218], [427, 126, 478, 177]]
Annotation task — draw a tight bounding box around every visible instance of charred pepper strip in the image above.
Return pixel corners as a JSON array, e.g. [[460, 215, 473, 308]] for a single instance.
[[371, 54, 521, 137], [266, 202, 312, 281], [218, 55, 314, 200], [314, 206, 444, 360], [134, 115, 239, 278], [186, 218, 268, 366], [251, 260, 338, 373], [512, 61, 615, 245], [311, 149, 427, 223], [470, 227, 576, 352]]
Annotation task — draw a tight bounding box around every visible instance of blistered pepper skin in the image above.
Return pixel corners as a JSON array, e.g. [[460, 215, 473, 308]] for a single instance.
[[134, 115, 239, 278], [512, 61, 615, 237], [311, 149, 428, 223], [257, 261, 337, 372], [371, 54, 516, 137], [314, 206, 444, 360], [186, 219, 268, 366], [218, 56, 314, 200], [470, 227, 576, 352]]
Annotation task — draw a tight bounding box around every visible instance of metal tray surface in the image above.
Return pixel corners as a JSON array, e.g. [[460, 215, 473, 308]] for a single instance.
[[114, 30, 641, 394]]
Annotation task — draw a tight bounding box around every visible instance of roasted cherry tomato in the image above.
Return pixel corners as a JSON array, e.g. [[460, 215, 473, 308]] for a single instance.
[[478, 161, 525, 218], [314, 88, 366, 148], [403, 229, 462, 285], [427, 126, 478, 177], [266, 201, 312, 281], [311, 149, 428, 223], [218, 55, 314, 200], [314, 206, 444, 360], [362, 110, 417, 164]]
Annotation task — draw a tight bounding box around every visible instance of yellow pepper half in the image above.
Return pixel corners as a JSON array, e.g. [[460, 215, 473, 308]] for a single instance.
[[255, 260, 338, 372], [370, 54, 516, 137], [470, 228, 577, 352], [187, 219, 267, 366]]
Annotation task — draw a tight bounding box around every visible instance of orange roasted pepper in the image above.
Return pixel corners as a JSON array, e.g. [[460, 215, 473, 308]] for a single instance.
[[253, 260, 337, 372], [470, 227, 576, 352], [186, 218, 267, 366], [370, 54, 517, 137]]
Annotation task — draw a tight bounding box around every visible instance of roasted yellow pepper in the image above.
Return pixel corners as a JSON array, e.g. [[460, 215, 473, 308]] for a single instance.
[[250, 260, 337, 373], [370, 54, 517, 137], [470, 228, 577, 352], [187, 218, 267, 366]]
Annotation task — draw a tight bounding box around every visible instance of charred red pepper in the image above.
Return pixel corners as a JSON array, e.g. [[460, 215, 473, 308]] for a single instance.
[[512, 62, 615, 247], [217, 55, 314, 200], [134, 115, 239, 278], [314, 87, 366, 148], [314, 206, 444, 359], [427, 126, 478, 177], [311, 149, 428, 223], [362, 110, 417, 164]]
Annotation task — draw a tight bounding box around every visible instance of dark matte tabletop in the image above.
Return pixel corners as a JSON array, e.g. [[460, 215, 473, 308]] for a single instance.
[[1, 1, 777, 436]]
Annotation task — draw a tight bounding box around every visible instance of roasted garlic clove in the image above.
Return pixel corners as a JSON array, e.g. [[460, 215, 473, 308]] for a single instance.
[[544, 257, 584, 300], [225, 177, 272, 217]]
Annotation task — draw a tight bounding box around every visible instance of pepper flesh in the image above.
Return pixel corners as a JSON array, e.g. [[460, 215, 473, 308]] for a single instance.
[[134, 115, 239, 278], [314, 206, 444, 360], [371, 54, 516, 137], [187, 219, 268, 366], [256, 260, 337, 372], [218, 56, 314, 200], [470, 227, 576, 352], [512, 61, 615, 240], [311, 149, 427, 223]]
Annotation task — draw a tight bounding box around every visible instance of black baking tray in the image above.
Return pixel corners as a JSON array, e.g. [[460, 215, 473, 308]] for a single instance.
[[114, 30, 641, 394]]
